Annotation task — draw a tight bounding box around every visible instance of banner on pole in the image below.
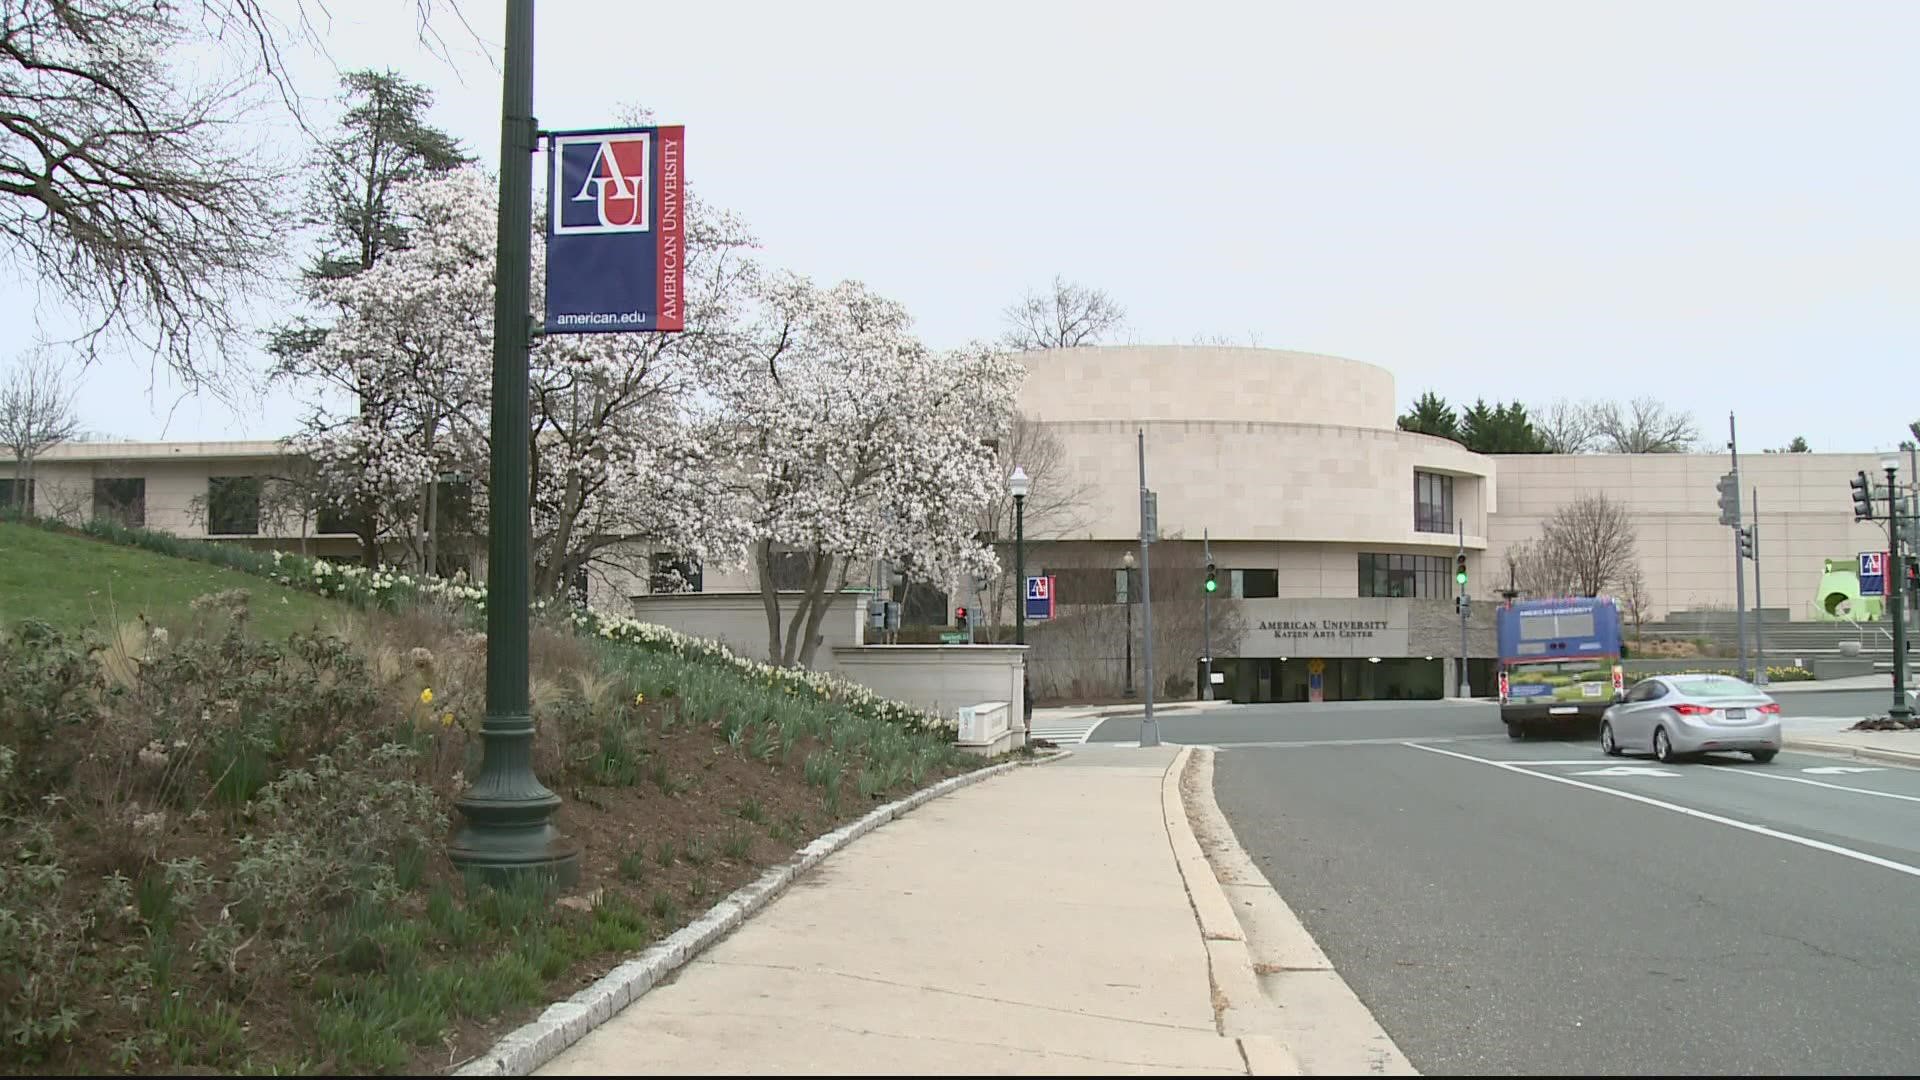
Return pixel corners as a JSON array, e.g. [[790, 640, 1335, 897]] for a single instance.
[[1861, 550, 1888, 597], [544, 125, 684, 334], [1024, 575, 1055, 621]]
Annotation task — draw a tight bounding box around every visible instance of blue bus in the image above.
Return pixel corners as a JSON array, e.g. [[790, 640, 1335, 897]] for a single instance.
[[1496, 596, 1625, 739]]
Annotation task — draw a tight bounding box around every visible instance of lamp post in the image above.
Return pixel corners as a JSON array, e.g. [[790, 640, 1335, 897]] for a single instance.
[[1122, 549, 1136, 698], [1009, 466, 1033, 736], [1885, 455, 1913, 723], [449, 0, 578, 888]]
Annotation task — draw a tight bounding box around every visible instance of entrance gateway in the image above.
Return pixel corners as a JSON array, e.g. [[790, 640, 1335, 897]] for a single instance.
[[1213, 598, 1496, 703]]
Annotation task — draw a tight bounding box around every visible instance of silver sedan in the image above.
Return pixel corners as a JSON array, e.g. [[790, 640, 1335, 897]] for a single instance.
[[1598, 674, 1782, 764]]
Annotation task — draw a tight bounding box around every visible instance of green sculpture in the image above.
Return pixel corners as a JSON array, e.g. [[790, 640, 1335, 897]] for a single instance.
[[1814, 558, 1886, 621]]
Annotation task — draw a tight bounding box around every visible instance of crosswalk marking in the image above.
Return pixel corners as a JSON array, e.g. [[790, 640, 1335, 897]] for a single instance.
[[1027, 716, 1110, 746]]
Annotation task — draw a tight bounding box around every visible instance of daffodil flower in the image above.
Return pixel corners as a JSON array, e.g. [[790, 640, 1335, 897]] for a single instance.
[[420, 687, 434, 705]]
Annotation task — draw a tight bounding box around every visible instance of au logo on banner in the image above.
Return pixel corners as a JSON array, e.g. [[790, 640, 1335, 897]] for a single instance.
[[1024, 575, 1055, 621], [545, 126, 685, 334]]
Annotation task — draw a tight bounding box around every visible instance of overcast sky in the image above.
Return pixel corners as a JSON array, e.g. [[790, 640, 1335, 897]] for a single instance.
[[10, 1, 1917, 453]]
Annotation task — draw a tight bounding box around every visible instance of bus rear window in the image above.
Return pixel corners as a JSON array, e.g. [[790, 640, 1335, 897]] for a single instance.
[[1520, 611, 1596, 640]]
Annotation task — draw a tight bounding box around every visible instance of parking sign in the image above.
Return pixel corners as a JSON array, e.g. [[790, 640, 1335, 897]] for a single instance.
[[1861, 551, 1888, 597]]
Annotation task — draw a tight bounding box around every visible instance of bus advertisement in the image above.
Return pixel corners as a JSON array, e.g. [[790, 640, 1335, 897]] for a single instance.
[[1497, 596, 1626, 739]]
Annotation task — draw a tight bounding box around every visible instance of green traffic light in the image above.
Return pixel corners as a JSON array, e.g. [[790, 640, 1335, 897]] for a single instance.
[[1456, 571, 1468, 585], [1205, 579, 1217, 592]]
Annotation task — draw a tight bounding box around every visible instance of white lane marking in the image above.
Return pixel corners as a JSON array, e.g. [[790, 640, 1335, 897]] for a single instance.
[[1804, 766, 1886, 775], [1405, 742, 1920, 882], [1719, 768, 1920, 805], [1571, 765, 1680, 777]]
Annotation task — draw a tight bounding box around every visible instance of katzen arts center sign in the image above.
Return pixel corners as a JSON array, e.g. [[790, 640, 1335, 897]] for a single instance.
[[1235, 599, 1412, 658], [545, 126, 685, 335], [1258, 618, 1391, 641]]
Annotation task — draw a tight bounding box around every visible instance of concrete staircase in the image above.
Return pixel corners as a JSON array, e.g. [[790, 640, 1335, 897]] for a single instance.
[[1643, 609, 1906, 672]]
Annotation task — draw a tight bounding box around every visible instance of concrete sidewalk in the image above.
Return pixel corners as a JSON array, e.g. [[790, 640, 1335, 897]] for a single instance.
[[1783, 726, 1920, 767], [536, 747, 1255, 1076]]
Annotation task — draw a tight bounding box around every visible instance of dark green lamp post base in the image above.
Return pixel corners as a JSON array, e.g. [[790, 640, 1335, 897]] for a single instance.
[[449, 720, 580, 888]]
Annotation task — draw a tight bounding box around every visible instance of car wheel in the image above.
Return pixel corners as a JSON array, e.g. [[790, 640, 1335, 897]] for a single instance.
[[1507, 723, 1525, 740], [1600, 721, 1622, 756], [1751, 749, 1778, 764], [1654, 726, 1676, 764]]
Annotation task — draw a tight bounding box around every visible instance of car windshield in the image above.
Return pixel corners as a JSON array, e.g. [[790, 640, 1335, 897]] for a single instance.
[[1670, 676, 1762, 698]]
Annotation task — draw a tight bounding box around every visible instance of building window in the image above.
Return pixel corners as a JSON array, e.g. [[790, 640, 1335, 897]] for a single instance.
[[1055, 567, 1118, 606], [901, 581, 950, 626], [0, 478, 32, 512], [207, 476, 262, 535], [649, 552, 704, 593], [1414, 471, 1454, 534], [1358, 553, 1452, 598], [1232, 569, 1279, 599], [93, 478, 145, 528], [316, 501, 354, 535]]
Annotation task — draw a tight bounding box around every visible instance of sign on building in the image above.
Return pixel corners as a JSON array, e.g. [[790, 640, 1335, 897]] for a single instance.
[[545, 126, 685, 334], [1861, 550, 1889, 597], [1024, 575, 1055, 621]]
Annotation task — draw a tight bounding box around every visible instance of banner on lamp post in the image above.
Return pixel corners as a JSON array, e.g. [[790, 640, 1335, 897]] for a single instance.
[[544, 125, 684, 334]]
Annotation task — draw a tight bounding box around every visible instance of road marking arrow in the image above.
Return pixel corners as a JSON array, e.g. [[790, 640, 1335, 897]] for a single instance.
[[1572, 766, 1681, 777], [1803, 766, 1885, 775]]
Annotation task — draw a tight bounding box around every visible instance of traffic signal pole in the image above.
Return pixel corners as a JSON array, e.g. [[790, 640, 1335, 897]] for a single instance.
[[1888, 460, 1913, 722], [1457, 518, 1470, 698], [1728, 413, 1749, 681], [1749, 487, 1766, 685], [1202, 528, 1213, 701]]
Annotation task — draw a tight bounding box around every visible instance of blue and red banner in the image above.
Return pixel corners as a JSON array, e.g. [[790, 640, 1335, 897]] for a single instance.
[[544, 125, 684, 334]]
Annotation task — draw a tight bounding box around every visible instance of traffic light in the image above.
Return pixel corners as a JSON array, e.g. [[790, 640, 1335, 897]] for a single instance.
[[1455, 594, 1471, 617], [1455, 554, 1468, 588], [1738, 527, 1754, 560], [1205, 561, 1218, 593], [1851, 471, 1876, 521], [1907, 556, 1919, 595], [954, 606, 969, 632], [1716, 472, 1741, 527]]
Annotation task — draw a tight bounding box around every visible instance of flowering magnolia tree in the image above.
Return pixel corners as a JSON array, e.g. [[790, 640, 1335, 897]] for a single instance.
[[701, 272, 1024, 668], [278, 169, 494, 569], [282, 166, 760, 598]]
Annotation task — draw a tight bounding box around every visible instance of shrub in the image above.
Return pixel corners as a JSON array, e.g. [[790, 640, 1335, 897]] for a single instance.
[[231, 739, 445, 937], [0, 621, 105, 803]]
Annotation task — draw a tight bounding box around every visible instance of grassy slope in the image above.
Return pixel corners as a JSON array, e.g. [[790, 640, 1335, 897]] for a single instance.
[[0, 521, 341, 638], [0, 520, 982, 1075]]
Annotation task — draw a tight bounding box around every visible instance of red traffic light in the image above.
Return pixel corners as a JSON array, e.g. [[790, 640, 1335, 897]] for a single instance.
[[955, 607, 968, 621]]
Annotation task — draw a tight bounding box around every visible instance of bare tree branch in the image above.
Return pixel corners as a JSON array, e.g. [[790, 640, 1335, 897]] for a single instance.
[[1507, 493, 1641, 600], [0, 348, 81, 509], [1533, 398, 1602, 454], [999, 275, 1126, 351], [1593, 396, 1699, 454]]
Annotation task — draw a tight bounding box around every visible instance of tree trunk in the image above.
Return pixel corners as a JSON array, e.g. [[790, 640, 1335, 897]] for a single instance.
[[793, 553, 845, 669], [782, 551, 836, 666], [756, 540, 785, 665]]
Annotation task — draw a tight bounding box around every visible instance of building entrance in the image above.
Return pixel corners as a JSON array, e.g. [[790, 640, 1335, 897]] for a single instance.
[[1219, 657, 1449, 703]]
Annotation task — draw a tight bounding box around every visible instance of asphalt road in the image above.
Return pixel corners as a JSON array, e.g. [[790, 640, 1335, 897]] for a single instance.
[[1181, 701, 1920, 1075]]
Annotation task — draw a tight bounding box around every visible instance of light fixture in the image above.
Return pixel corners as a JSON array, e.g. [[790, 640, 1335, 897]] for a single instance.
[[1882, 454, 1901, 474], [1122, 549, 1136, 569], [1368, 656, 1382, 664], [1008, 465, 1031, 499], [1424, 655, 1434, 661]]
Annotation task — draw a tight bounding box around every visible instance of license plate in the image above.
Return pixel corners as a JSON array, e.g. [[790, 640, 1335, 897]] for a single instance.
[[1582, 683, 1603, 698], [1550, 706, 1578, 715], [1726, 708, 1746, 720]]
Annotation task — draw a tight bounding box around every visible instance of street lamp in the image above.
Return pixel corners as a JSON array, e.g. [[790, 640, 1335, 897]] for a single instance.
[[1008, 466, 1032, 735], [1121, 549, 1137, 698], [449, 0, 577, 889], [1883, 454, 1913, 722]]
